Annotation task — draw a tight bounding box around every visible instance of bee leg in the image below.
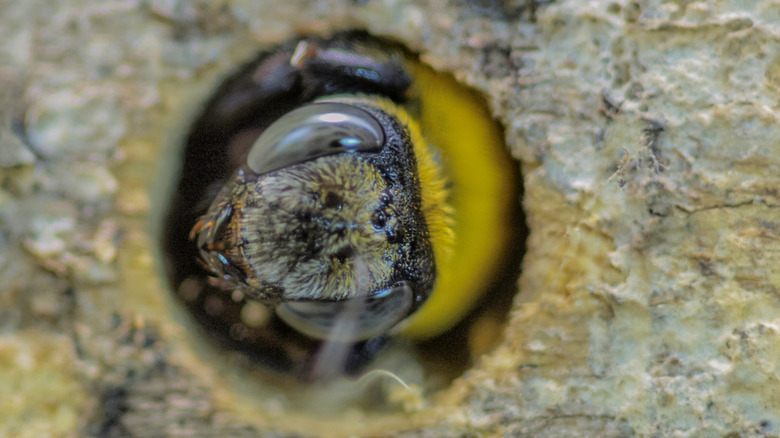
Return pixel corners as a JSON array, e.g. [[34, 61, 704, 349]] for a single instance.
[[296, 32, 412, 101], [342, 336, 390, 375]]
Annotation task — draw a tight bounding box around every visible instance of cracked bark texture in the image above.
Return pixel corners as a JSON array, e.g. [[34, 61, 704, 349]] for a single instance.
[[1, 0, 779, 437]]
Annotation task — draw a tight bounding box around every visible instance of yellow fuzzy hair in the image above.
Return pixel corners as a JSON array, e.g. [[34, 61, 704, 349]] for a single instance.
[[324, 72, 514, 339], [398, 61, 515, 339]]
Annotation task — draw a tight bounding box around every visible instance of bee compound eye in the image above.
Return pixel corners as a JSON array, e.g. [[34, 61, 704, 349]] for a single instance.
[[247, 102, 385, 175], [275, 282, 415, 342]]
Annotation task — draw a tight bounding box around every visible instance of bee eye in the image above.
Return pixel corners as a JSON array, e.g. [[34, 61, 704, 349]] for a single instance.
[[246, 102, 385, 175], [371, 210, 388, 228]]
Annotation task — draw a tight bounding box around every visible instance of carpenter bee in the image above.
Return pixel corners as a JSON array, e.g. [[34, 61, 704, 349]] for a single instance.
[[162, 31, 522, 380]]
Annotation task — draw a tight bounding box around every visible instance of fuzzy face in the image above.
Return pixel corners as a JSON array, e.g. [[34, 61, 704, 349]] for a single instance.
[[189, 97, 442, 343], [230, 154, 406, 301], [193, 147, 425, 307]]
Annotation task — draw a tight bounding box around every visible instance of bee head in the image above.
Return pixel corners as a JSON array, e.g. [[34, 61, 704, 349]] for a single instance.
[[193, 101, 437, 341]]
